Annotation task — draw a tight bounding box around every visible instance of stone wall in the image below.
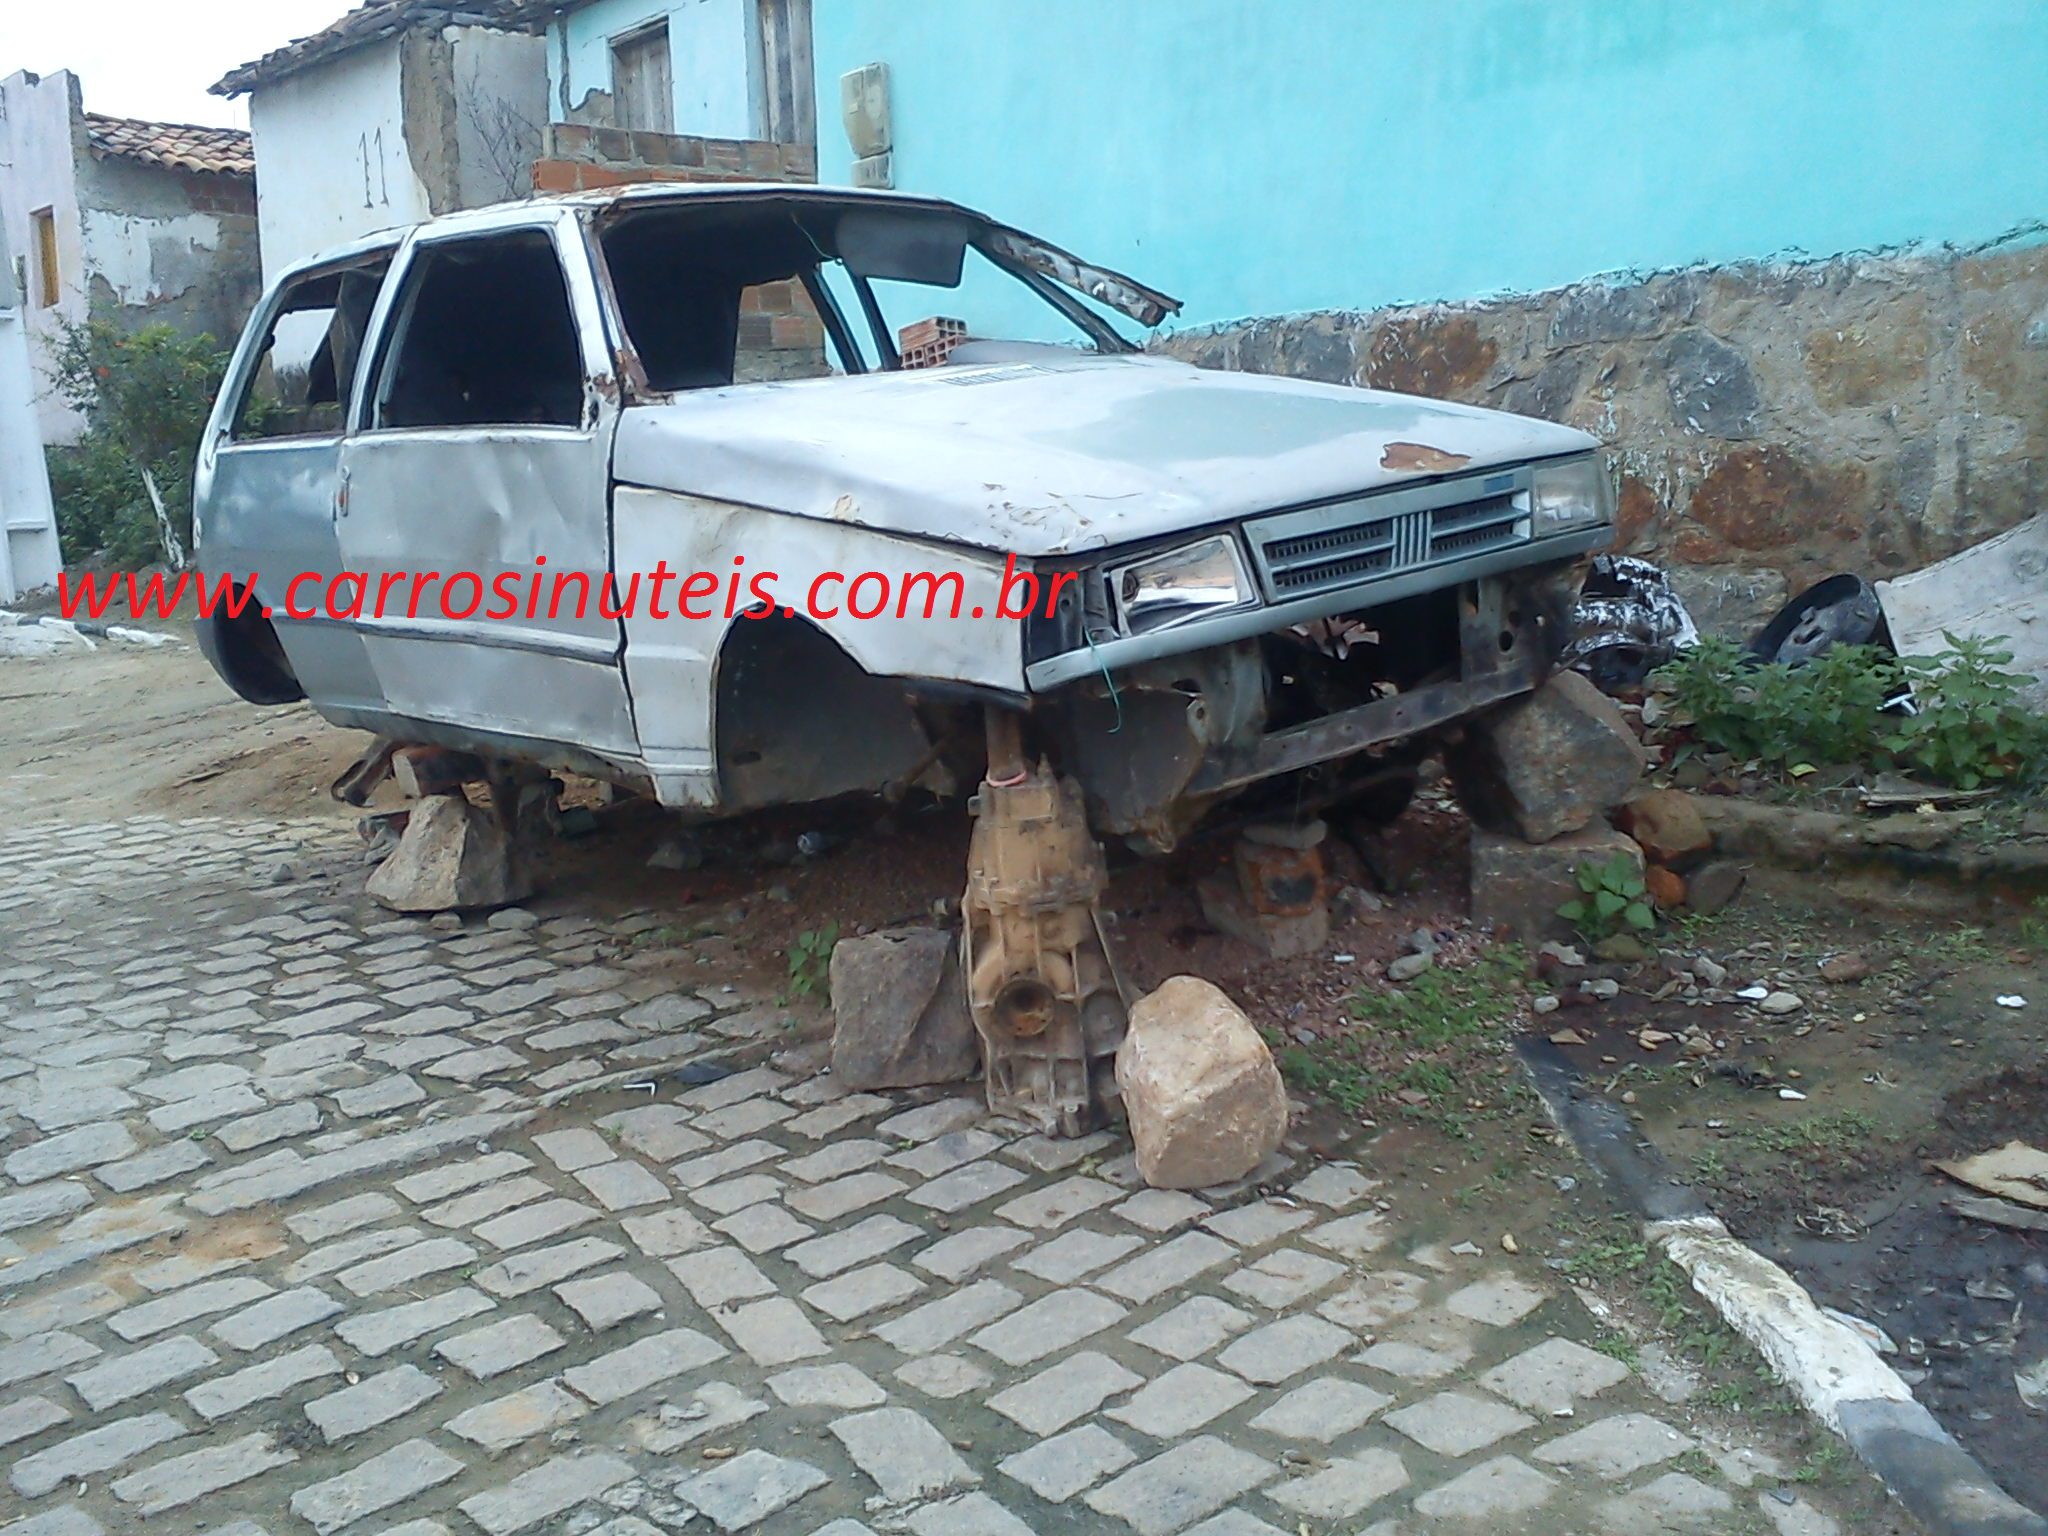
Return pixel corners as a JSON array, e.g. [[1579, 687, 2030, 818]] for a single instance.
[[1156, 239, 2048, 637]]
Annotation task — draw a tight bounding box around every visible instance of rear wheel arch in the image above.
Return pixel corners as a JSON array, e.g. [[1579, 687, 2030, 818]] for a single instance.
[[196, 586, 304, 705]]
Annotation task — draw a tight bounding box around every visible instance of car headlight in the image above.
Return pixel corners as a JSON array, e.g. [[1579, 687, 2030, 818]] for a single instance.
[[1530, 455, 1612, 535], [1107, 535, 1257, 636]]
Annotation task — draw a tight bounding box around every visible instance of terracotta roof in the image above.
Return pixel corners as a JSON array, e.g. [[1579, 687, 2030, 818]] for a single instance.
[[212, 0, 538, 97], [84, 115, 254, 177]]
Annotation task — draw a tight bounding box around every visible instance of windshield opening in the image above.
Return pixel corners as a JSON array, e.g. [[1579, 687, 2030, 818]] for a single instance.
[[597, 198, 1143, 392]]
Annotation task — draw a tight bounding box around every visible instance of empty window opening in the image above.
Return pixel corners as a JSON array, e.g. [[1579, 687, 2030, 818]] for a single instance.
[[231, 254, 394, 440], [374, 232, 584, 429]]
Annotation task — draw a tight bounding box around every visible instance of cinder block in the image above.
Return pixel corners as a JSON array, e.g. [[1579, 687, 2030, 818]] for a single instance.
[[1470, 826, 1644, 943]]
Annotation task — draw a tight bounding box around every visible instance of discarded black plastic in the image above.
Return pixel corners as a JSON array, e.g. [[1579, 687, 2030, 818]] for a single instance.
[[1749, 574, 1888, 666]]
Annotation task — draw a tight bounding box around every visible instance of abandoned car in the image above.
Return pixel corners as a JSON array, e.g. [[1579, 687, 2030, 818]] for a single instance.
[[192, 182, 1613, 1130]]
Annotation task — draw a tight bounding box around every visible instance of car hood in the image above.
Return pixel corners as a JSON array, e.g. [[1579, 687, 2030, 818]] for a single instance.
[[613, 349, 1598, 558]]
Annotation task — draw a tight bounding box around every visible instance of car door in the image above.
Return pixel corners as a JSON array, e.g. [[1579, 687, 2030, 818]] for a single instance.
[[334, 213, 637, 760], [196, 248, 395, 716]]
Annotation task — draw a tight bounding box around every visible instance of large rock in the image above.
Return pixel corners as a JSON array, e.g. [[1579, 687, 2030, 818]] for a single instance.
[[1615, 789, 1713, 869], [365, 793, 531, 912], [829, 928, 979, 1090], [1450, 672, 1644, 843], [1115, 977, 1288, 1191], [1470, 826, 1646, 944]]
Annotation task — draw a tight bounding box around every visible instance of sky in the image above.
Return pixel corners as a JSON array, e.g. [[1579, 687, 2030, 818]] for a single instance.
[[6, 0, 353, 127]]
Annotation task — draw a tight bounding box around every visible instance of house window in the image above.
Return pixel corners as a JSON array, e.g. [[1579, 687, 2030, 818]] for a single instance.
[[31, 209, 60, 308], [611, 22, 674, 134], [756, 0, 815, 145]]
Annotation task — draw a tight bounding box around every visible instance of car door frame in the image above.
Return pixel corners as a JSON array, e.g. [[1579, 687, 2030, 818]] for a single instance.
[[333, 206, 641, 770]]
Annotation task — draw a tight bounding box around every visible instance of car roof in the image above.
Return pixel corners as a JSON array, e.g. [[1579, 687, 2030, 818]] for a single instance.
[[271, 182, 996, 287]]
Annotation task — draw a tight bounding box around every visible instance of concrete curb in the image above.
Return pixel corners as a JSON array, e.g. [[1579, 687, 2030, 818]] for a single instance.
[[1517, 1038, 2048, 1536]]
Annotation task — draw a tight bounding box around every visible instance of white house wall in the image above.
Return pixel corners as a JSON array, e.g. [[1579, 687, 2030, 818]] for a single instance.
[[0, 71, 90, 444], [249, 39, 429, 281]]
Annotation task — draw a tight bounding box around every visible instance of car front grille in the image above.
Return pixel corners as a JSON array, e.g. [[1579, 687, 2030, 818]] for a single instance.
[[1244, 472, 1530, 603]]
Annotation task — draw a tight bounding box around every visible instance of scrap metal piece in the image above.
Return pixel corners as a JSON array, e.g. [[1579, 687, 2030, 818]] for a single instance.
[[1877, 512, 2048, 709], [1750, 574, 1885, 666], [329, 736, 399, 806], [1565, 555, 1699, 690], [961, 710, 1128, 1136]]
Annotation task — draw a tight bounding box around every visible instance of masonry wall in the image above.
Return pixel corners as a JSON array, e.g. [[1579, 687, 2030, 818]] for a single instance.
[[0, 71, 91, 444], [76, 155, 261, 358]]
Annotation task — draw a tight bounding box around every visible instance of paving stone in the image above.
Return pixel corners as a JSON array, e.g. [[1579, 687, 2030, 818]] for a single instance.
[[988, 1349, 1142, 1436], [532, 1128, 613, 1171], [0, 1181, 93, 1235], [1202, 1200, 1314, 1247], [1383, 1390, 1536, 1456], [445, 1379, 588, 1452], [94, 1140, 212, 1193], [5, 1121, 139, 1182], [1216, 1315, 1353, 1383], [1221, 1248, 1347, 1309], [335, 1287, 494, 1355], [830, 1405, 979, 1500], [215, 1101, 320, 1152], [801, 1262, 925, 1322], [185, 1343, 343, 1420], [893, 1353, 993, 1401], [873, 1279, 1022, 1354], [889, 1128, 1008, 1178], [284, 1226, 424, 1284], [1113, 1189, 1210, 1232], [290, 1439, 465, 1534], [306, 1363, 442, 1442], [912, 1224, 1031, 1282], [767, 1363, 887, 1408], [1269, 1448, 1410, 1520], [784, 1170, 905, 1222], [422, 1176, 552, 1229], [1, 1288, 120, 1345], [995, 1175, 1123, 1229], [1289, 1162, 1379, 1207], [618, 1206, 713, 1258], [596, 1106, 708, 1163], [1097, 1231, 1235, 1303], [1108, 1360, 1254, 1437], [561, 1326, 727, 1405], [907, 1159, 1030, 1213], [670, 1140, 780, 1190], [148, 1083, 265, 1133], [1085, 1437, 1277, 1536], [11, 1411, 188, 1498], [970, 1287, 1127, 1365], [904, 1493, 1035, 1536], [209, 1286, 344, 1351], [457, 1451, 636, 1535], [556, 1270, 663, 1330], [1014, 1228, 1143, 1283], [694, 1098, 794, 1139], [1317, 1270, 1430, 1331], [336, 1236, 475, 1296], [876, 1098, 984, 1143], [472, 1197, 598, 1251], [0, 1506, 104, 1536], [999, 1422, 1137, 1502], [0, 1330, 101, 1390], [1302, 1210, 1393, 1259], [1480, 1335, 1635, 1415], [669, 1246, 776, 1307], [475, 1237, 623, 1297], [0, 1394, 69, 1448], [110, 1277, 274, 1340], [1355, 1337, 1468, 1381], [717, 1297, 830, 1365], [394, 1151, 531, 1205], [1247, 1374, 1393, 1441], [1534, 1412, 1693, 1477], [1127, 1296, 1254, 1361], [434, 1314, 566, 1379], [572, 1159, 669, 1211], [674, 1449, 829, 1532], [1413, 1455, 1559, 1519], [333, 1075, 427, 1117], [67, 1334, 218, 1410], [1443, 1272, 1551, 1326], [1179, 1514, 1289, 1536], [711, 1202, 814, 1253], [134, 1248, 274, 1295], [780, 1138, 888, 1182], [107, 1431, 295, 1514]]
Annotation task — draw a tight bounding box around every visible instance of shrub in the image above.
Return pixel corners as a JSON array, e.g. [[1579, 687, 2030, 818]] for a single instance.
[[45, 319, 236, 570], [1654, 634, 2045, 790], [1559, 852, 1655, 941]]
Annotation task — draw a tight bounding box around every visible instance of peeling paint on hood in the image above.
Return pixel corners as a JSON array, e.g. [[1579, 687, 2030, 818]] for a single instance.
[[612, 351, 1597, 557]]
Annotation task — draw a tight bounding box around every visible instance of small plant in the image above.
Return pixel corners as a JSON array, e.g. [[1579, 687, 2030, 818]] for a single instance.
[[2018, 898, 2048, 955], [784, 923, 838, 1002], [1559, 853, 1656, 941]]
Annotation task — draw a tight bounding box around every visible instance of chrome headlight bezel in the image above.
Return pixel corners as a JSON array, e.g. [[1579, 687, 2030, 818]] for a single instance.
[[1106, 534, 1259, 637], [1530, 454, 1613, 536]]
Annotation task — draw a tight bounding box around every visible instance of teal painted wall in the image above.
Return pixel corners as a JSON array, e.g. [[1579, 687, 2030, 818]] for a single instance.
[[808, 0, 2048, 333]]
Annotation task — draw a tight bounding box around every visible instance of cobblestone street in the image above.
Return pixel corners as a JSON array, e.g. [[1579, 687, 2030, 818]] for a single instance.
[[1, 811, 1863, 1536]]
